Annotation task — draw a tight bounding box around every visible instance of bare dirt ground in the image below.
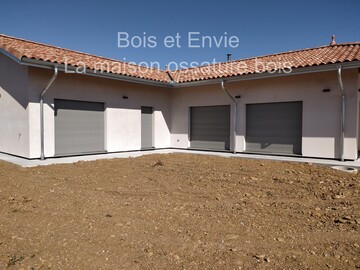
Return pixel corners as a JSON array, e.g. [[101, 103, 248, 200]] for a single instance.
[[0, 154, 359, 270]]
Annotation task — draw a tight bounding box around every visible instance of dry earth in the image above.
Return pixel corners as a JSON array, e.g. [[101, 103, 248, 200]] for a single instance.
[[0, 153, 359, 270]]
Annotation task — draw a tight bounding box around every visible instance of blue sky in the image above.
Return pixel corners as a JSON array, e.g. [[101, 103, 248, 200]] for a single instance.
[[1, 0, 359, 70]]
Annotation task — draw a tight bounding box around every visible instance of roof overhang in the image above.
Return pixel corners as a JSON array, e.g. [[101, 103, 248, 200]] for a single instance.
[[172, 60, 360, 88], [0, 49, 170, 88], [1, 48, 360, 89], [21, 58, 171, 88]]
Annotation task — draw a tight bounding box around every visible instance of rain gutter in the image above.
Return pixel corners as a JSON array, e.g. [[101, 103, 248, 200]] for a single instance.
[[337, 65, 345, 161], [40, 67, 58, 160], [221, 80, 237, 154]]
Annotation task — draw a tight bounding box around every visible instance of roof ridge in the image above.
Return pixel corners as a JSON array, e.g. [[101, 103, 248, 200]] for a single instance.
[[0, 33, 163, 72]]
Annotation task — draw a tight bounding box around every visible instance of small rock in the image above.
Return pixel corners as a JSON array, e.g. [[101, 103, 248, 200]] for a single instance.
[[333, 194, 346, 199], [276, 237, 285, 242], [354, 243, 359, 248], [146, 251, 153, 257], [153, 160, 164, 167], [255, 254, 266, 260], [226, 234, 239, 240], [335, 218, 349, 224], [22, 197, 32, 203]]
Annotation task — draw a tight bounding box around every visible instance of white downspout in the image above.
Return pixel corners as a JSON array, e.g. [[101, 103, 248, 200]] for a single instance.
[[337, 66, 345, 162], [40, 67, 58, 160], [221, 80, 237, 154]]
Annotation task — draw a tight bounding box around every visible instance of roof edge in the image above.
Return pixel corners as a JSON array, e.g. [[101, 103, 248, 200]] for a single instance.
[[2, 50, 358, 88], [172, 61, 360, 88], [170, 42, 360, 73], [0, 33, 162, 72], [20, 57, 171, 87]]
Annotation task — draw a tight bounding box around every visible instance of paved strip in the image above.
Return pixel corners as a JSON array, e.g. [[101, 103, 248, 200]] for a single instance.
[[1, 149, 360, 168]]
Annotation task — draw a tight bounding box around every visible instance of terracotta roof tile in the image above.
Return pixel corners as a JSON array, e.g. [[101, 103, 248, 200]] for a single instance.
[[1, 34, 359, 84], [170, 43, 360, 83], [0, 34, 169, 82]]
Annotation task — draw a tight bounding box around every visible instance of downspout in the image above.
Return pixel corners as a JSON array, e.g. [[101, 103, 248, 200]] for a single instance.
[[221, 80, 237, 154], [40, 67, 58, 160], [337, 66, 345, 162]]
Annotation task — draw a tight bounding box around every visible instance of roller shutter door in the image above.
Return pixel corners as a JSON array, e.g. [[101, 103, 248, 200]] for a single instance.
[[190, 105, 230, 150], [54, 99, 105, 156], [246, 101, 302, 155]]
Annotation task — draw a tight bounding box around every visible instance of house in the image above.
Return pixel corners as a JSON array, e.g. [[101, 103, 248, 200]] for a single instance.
[[0, 34, 359, 160]]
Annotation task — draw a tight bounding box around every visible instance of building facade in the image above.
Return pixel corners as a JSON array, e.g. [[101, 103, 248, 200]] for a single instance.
[[1, 34, 360, 160]]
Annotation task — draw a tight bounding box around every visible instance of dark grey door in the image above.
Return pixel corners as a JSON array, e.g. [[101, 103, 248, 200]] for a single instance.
[[246, 101, 302, 155], [190, 105, 230, 150], [54, 99, 105, 156], [141, 106, 153, 149]]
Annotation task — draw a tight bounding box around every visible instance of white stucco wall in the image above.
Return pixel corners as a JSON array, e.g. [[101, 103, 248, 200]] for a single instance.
[[0, 53, 30, 157], [28, 68, 171, 158], [2, 56, 358, 160], [357, 74, 360, 151], [170, 69, 359, 160]]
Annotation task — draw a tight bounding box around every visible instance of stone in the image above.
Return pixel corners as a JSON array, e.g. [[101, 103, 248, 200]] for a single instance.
[[255, 254, 266, 260], [335, 218, 349, 224], [146, 251, 153, 257]]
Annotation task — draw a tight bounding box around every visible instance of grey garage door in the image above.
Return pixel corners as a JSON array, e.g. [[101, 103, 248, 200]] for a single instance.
[[54, 99, 105, 156], [246, 101, 302, 155], [190, 105, 230, 150]]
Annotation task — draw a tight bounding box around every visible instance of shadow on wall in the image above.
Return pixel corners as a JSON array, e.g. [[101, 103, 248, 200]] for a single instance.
[[0, 54, 28, 109], [26, 67, 172, 131]]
